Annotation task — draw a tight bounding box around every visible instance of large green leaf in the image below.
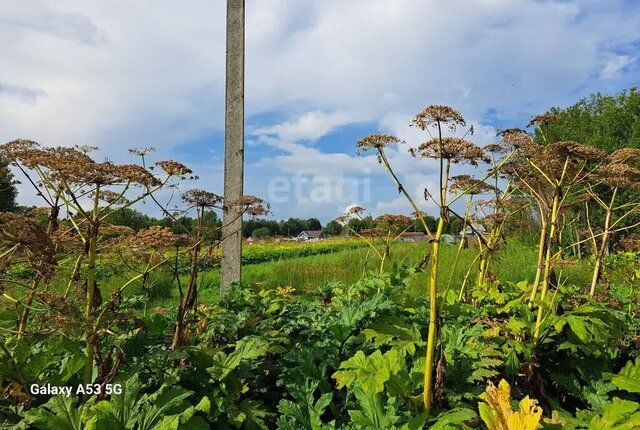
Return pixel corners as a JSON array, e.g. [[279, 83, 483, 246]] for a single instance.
[[23, 395, 84, 430], [611, 358, 640, 394]]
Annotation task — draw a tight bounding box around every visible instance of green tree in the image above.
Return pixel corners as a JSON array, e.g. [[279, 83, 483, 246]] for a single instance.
[[0, 156, 17, 211], [252, 227, 271, 239], [323, 220, 343, 236]]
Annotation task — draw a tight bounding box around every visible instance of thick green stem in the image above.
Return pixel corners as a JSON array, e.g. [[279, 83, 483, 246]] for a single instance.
[[423, 213, 444, 413], [590, 189, 617, 296], [533, 191, 559, 345]]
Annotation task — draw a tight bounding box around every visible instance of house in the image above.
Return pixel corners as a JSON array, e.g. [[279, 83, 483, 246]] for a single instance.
[[296, 230, 326, 242], [460, 223, 488, 240], [399, 232, 429, 242], [441, 234, 459, 245]]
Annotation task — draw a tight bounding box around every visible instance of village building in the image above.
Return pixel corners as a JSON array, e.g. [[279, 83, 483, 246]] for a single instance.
[[296, 230, 326, 242]]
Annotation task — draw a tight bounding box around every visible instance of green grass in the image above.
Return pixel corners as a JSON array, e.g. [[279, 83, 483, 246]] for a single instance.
[[136, 238, 594, 308]]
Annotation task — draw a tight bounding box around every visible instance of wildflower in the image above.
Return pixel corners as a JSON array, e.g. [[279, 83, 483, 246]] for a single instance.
[[374, 214, 413, 231], [99, 190, 129, 205], [592, 163, 640, 188], [123, 226, 181, 249], [182, 189, 224, 208], [356, 134, 403, 154], [527, 113, 561, 127], [128, 147, 156, 156], [156, 160, 193, 176], [449, 175, 497, 195], [609, 148, 640, 165], [114, 164, 161, 187], [0, 212, 56, 278], [412, 105, 466, 131], [550, 141, 605, 161], [412, 137, 489, 165]]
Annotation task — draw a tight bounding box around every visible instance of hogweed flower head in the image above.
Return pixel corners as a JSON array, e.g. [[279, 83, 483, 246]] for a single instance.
[[0, 212, 56, 278], [449, 175, 497, 195], [528, 114, 561, 127], [182, 189, 224, 208], [609, 148, 640, 165], [550, 141, 605, 161], [374, 214, 413, 231], [412, 105, 466, 131], [356, 134, 404, 155], [411, 137, 489, 165], [156, 160, 193, 177], [592, 163, 640, 188]]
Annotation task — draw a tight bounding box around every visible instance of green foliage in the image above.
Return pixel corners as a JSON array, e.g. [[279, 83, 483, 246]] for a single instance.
[[0, 155, 18, 212]]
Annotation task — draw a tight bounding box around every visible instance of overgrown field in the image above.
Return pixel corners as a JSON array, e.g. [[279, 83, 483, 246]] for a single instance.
[[2, 102, 640, 429]]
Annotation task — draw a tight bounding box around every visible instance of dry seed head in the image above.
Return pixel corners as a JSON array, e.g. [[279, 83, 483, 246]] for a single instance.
[[609, 148, 640, 165], [412, 137, 489, 165], [449, 175, 497, 195], [348, 206, 367, 215], [156, 160, 193, 176], [374, 214, 412, 230], [129, 147, 156, 156], [227, 195, 270, 217], [592, 163, 640, 188], [356, 134, 403, 154], [124, 226, 181, 249], [99, 190, 129, 205], [550, 141, 605, 161], [528, 114, 561, 127], [114, 164, 161, 187], [411, 105, 466, 131], [0, 212, 56, 278], [182, 189, 223, 208]]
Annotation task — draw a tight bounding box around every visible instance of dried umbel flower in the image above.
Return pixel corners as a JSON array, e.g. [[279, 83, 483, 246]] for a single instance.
[[550, 141, 605, 161], [374, 214, 412, 231], [592, 163, 640, 188], [123, 226, 181, 249], [609, 148, 640, 165], [113, 164, 161, 187], [356, 134, 403, 154], [412, 105, 466, 131], [481, 213, 507, 228], [0, 212, 56, 278], [483, 143, 509, 155], [156, 160, 193, 176], [500, 129, 535, 151], [449, 175, 497, 195], [99, 190, 129, 205], [411, 137, 489, 165], [360, 227, 386, 238], [527, 114, 561, 127], [348, 206, 367, 215], [182, 189, 223, 208], [227, 195, 270, 217], [129, 147, 156, 156], [99, 223, 135, 238]]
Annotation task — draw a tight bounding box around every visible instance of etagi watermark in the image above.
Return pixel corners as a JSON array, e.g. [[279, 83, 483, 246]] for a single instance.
[[266, 173, 372, 204]]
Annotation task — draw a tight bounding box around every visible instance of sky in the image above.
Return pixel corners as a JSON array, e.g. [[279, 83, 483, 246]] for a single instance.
[[1, 0, 639, 224]]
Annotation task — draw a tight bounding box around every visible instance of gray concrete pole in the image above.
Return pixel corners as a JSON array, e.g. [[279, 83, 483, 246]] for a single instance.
[[220, 0, 245, 296]]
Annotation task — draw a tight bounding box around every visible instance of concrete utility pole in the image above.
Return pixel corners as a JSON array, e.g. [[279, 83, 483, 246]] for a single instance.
[[220, 0, 245, 296]]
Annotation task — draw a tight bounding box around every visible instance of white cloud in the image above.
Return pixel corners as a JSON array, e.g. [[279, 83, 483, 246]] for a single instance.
[[1, 0, 639, 220], [601, 55, 636, 79]]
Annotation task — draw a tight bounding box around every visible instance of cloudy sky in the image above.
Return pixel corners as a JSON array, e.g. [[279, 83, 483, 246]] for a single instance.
[[1, 0, 639, 223]]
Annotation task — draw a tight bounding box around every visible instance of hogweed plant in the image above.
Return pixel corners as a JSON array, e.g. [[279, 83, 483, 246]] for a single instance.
[[357, 105, 492, 414], [500, 122, 606, 345], [585, 150, 640, 296], [1, 140, 190, 388]]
